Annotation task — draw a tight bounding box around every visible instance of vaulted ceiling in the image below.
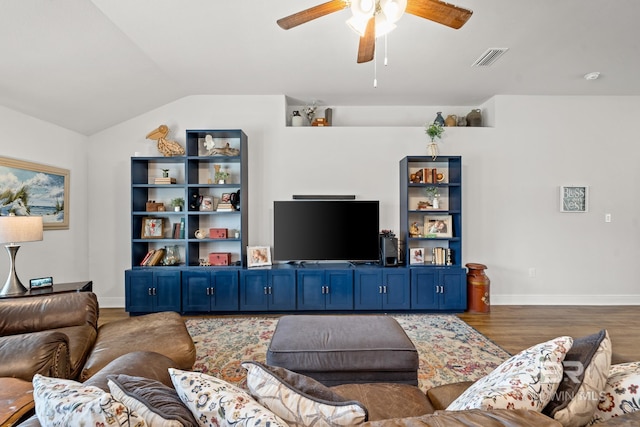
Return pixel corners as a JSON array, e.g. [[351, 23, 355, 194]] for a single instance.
[[1, 0, 638, 135]]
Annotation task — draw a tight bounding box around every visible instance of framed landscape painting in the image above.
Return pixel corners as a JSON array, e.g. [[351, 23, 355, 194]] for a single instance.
[[0, 157, 70, 230]]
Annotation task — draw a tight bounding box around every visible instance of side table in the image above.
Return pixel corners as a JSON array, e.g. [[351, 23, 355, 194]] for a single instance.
[[0, 281, 92, 299], [0, 377, 34, 426]]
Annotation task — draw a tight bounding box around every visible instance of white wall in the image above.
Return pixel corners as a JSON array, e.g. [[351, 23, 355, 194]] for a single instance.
[[4, 94, 639, 307], [0, 105, 90, 285]]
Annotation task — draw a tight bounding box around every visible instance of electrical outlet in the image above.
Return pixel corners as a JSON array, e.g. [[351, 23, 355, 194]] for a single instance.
[[528, 267, 536, 278], [605, 213, 612, 223]]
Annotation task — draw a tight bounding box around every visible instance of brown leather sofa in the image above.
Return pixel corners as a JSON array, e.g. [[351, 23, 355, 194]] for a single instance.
[[0, 292, 196, 382]]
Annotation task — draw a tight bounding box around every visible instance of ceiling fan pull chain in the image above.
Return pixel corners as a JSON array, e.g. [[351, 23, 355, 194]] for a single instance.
[[384, 34, 388, 66], [373, 50, 378, 87]]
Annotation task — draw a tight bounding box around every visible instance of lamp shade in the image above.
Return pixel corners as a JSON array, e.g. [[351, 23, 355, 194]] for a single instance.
[[0, 215, 44, 244]]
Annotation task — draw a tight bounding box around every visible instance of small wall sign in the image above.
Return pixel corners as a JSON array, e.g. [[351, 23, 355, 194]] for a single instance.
[[560, 186, 589, 212]]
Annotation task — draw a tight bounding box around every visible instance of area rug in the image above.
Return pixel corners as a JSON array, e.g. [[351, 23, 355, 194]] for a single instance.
[[185, 314, 510, 393]]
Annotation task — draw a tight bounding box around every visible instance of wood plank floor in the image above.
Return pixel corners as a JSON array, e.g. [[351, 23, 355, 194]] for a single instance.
[[99, 306, 639, 364]]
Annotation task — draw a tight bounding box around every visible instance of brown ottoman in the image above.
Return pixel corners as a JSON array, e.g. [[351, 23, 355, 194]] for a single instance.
[[80, 311, 196, 381], [267, 315, 418, 386]]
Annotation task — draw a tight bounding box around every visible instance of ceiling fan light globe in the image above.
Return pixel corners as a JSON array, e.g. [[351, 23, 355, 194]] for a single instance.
[[346, 15, 369, 36], [380, 0, 407, 23], [351, 0, 375, 18], [375, 13, 396, 37]]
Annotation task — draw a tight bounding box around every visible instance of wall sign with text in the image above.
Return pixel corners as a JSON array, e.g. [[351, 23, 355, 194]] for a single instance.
[[560, 185, 589, 212]]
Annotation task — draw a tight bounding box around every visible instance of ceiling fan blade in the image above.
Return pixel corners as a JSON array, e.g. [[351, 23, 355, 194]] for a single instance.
[[277, 0, 347, 30], [405, 0, 473, 29], [357, 17, 376, 63]]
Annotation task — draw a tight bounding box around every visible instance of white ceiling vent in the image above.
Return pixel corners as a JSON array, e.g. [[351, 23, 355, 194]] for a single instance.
[[472, 48, 509, 67]]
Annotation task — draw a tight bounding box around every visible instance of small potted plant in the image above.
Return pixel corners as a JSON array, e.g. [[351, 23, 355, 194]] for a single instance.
[[171, 197, 184, 212], [425, 187, 440, 209], [214, 170, 229, 184], [425, 122, 445, 159], [213, 164, 230, 184]]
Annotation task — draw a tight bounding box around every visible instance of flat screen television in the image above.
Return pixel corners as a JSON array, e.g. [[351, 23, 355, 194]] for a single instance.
[[273, 200, 380, 263]]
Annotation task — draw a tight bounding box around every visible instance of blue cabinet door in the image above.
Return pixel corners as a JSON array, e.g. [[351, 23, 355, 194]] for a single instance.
[[354, 270, 383, 310], [211, 270, 240, 311], [439, 268, 467, 311], [182, 271, 212, 312], [239, 270, 269, 311], [382, 269, 410, 310], [297, 270, 325, 310], [125, 270, 155, 313], [268, 270, 296, 311], [410, 269, 439, 310], [325, 270, 353, 310], [153, 270, 182, 312]]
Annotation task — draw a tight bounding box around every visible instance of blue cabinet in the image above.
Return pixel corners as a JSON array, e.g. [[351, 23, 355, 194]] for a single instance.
[[410, 267, 467, 311], [297, 270, 354, 310], [125, 269, 181, 313], [239, 269, 296, 311], [182, 270, 239, 312], [354, 269, 410, 310]]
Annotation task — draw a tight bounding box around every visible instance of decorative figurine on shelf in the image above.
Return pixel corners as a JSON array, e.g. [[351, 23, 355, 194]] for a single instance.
[[425, 121, 445, 160], [146, 125, 185, 157], [409, 222, 420, 237], [203, 134, 240, 156]]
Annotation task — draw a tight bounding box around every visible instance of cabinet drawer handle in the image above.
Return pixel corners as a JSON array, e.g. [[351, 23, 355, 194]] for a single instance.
[[383, 285, 387, 294], [210, 287, 215, 295], [264, 286, 268, 295], [379, 285, 383, 294], [148, 288, 153, 296]]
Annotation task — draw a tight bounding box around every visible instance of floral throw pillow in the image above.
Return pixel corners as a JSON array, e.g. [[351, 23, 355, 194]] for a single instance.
[[32, 374, 147, 427], [447, 336, 573, 412], [589, 361, 640, 424], [169, 368, 288, 427], [242, 361, 367, 426]]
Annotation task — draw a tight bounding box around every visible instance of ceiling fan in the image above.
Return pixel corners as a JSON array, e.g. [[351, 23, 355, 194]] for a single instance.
[[277, 0, 473, 64]]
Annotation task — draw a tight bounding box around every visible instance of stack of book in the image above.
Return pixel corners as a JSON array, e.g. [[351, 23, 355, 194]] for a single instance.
[[140, 248, 166, 266], [154, 177, 176, 184], [431, 247, 452, 266], [216, 203, 234, 212]]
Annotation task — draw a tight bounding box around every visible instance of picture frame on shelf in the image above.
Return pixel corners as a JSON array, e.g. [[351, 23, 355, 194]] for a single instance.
[[410, 248, 425, 265], [247, 246, 272, 268], [560, 185, 588, 212], [141, 217, 165, 239], [30, 276, 53, 289], [423, 215, 452, 238], [199, 196, 215, 211]]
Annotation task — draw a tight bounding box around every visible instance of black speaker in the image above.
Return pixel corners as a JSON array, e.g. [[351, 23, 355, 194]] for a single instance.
[[380, 236, 398, 267]]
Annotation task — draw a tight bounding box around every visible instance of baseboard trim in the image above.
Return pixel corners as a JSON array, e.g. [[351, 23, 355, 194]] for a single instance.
[[491, 294, 640, 305]]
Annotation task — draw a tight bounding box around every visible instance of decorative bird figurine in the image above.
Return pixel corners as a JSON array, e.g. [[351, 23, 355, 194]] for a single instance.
[[146, 125, 185, 157]]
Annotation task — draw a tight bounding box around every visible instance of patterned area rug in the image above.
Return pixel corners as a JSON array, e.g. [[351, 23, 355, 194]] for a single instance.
[[185, 314, 510, 393]]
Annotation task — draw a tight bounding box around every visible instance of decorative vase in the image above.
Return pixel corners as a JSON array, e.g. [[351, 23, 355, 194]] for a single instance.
[[466, 109, 482, 127], [457, 116, 467, 127], [434, 112, 445, 126], [291, 111, 303, 127], [466, 263, 490, 313], [444, 115, 457, 127]]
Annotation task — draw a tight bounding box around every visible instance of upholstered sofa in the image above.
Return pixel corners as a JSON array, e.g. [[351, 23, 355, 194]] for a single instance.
[[15, 334, 640, 427], [18, 353, 640, 427], [0, 292, 196, 382]]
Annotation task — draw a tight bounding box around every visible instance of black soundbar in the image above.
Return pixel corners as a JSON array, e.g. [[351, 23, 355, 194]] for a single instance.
[[292, 195, 356, 200]]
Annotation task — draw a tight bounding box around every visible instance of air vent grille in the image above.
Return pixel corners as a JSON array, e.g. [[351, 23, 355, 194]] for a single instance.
[[472, 48, 509, 67]]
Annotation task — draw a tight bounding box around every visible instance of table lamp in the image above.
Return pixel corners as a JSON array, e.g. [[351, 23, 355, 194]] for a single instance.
[[0, 214, 43, 296]]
